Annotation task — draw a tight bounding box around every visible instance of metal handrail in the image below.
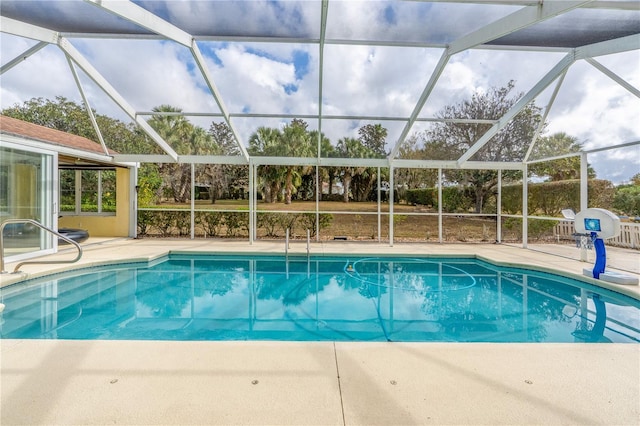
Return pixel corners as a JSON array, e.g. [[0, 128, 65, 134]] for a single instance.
[[0, 219, 83, 274]]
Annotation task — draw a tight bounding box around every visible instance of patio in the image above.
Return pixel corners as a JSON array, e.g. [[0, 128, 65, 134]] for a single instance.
[[1, 239, 638, 425]]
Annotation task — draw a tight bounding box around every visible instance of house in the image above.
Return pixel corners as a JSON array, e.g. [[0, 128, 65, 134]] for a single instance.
[[0, 115, 136, 263]]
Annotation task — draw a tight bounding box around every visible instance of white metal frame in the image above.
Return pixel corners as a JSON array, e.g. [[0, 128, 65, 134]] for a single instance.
[[1, 1, 639, 247]]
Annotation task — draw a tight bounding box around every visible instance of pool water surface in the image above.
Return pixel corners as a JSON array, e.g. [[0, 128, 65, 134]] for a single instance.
[[0, 254, 638, 343]]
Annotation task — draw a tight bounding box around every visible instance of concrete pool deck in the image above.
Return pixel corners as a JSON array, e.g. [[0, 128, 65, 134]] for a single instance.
[[1, 239, 639, 425]]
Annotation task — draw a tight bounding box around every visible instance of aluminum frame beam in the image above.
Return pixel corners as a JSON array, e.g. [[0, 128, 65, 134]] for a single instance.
[[524, 70, 567, 162], [576, 33, 640, 59], [84, 0, 250, 161], [0, 16, 60, 43], [448, 1, 594, 55], [0, 41, 47, 75], [1, 16, 180, 161], [58, 38, 180, 161], [389, 50, 450, 160], [456, 52, 575, 166], [390, 0, 593, 161], [317, 0, 329, 160], [65, 56, 110, 156], [586, 58, 640, 98], [111, 154, 525, 172]]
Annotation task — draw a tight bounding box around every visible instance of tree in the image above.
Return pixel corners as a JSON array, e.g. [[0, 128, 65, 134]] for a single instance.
[[528, 132, 595, 180], [358, 123, 388, 157], [280, 119, 314, 204], [613, 181, 640, 217], [393, 134, 438, 201], [312, 130, 336, 198], [3, 96, 98, 138], [248, 126, 284, 203], [205, 122, 248, 203], [422, 81, 543, 213], [148, 105, 215, 203], [247, 120, 314, 204], [335, 137, 376, 203], [2, 96, 158, 154]]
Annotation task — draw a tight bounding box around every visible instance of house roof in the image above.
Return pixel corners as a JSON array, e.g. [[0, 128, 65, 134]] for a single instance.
[[0, 115, 116, 156]]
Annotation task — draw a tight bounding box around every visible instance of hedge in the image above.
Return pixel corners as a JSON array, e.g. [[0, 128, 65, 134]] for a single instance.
[[138, 210, 333, 238], [502, 179, 615, 216]]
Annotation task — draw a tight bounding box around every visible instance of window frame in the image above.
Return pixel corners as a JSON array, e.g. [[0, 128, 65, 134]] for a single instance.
[[59, 168, 117, 216]]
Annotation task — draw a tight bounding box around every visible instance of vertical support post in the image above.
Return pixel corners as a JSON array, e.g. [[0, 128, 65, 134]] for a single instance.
[[389, 164, 394, 247], [190, 163, 195, 240], [377, 166, 381, 243], [580, 152, 588, 212], [580, 153, 589, 261], [249, 160, 255, 244], [438, 168, 443, 243], [522, 164, 528, 249], [307, 229, 310, 257], [315, 165, 320, 242], [130, 164, 138, 238], [497, 169, 502, 243]]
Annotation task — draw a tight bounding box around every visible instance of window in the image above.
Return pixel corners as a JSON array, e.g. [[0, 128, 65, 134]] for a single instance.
[[59, 169, 116, 215]]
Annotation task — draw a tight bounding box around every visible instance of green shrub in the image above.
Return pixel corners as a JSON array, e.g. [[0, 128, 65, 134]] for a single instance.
[[613, 185, 640, 217], [137, 210, 154, 236], [257, 212, 281, 237], [298, 212, 333, 237], [442, 186, 473, 213], [527, 218, 556, 239], [405, 188, 436, 206], [150, 210, 175, 237], [278, 213, 299, 236], [196, 211, 225, 237], [502, 179, 615, 216], [224, 212, 249, 237], [172, 211, 191, 236]]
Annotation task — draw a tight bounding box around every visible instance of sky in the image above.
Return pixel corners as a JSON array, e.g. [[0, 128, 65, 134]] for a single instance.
[[0, 0, 638, 184]]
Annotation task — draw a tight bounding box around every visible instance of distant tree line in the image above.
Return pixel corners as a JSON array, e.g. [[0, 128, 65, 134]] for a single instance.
[[3, 82, 637, 217]]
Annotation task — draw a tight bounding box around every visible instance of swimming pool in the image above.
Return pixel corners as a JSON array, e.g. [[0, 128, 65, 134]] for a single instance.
[[1, 254, 638, 343]]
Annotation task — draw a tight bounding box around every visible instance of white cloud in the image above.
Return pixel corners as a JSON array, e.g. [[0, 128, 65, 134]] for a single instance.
[[0, 35, 78, 107], [0, 2, 637, 182], [547, 61, 640, 148]]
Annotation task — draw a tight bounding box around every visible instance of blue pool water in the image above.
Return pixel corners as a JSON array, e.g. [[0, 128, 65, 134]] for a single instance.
[[0, 254, 638, 343]]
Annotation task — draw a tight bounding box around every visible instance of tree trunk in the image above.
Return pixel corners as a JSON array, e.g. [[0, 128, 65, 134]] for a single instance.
[[263, 185, 273, 203], [285, 167, 293, 204], [270, 181, 280, 203], [208, 187, 217, 204], [475, 186, 484, 213], [343, 172, 352, 203], [328, 172, 334, 195]]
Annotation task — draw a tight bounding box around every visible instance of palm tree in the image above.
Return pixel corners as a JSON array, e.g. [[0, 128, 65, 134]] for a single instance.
[[249, 127, 283, 203], [148, 106, 207, 202], [280, 120, 314, 204], [335, 137, 373, 203]]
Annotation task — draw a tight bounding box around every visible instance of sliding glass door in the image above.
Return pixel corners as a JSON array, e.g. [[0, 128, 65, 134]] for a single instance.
[[0, 142, 56, 261]]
